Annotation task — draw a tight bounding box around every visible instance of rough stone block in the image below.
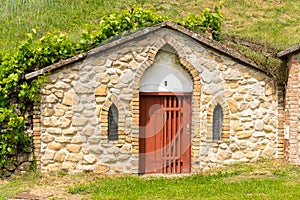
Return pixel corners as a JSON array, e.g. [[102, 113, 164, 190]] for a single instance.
[[74, 82, 93, 94], [232, 123, 244, 132], [263, 148, 274, 156], [217, 151, 232, 161], [54, 109, 65, 117], [88, 136, 100, 144], [55, 104, 70, 111], [237, 131, 252, 139], [53, 90, 64, 98], [54, 81, 70, 89], [62, 91, 75, 106], [229, 143, 239, 152], [42, 94, 58, 103], [263, 125, 274, 133], [48, 143, 63, 151], [46, 163, 62, 172], [265, 82, 275, 95], [55, 136, 72, 143], [120, 69, 134, 84], [89, 146, 104, 154], [47, 128, 61, 135], [62, 161, 77, 170], [66, 144, 82, 153], [103, 155, 117, 163], [94, 164, 110, 174], [95, 85, 107, 96], [107, 146, 120, 154], [245, 151, 257, 159], [227, 99, 238, 113], [254, 120, 264, 131], [60, 117, 71, 128], [72, 117, 89, 126], [72, 136, 84, 144], [54, 151, 67, 163], [42, 151, 56, 160], [42, 117, 58, 127], [117, 155, 130, 161], [120, 144, 131, 154], [41, 135, 54, 143], [63, 128, 77, 136], [83, 155, 97, 164], [66, 153, 83, 162], [119, 54, 133, 62], [41, 108, 54, 117], [82, 127, 95, 136], [232, 152, 245, 160]]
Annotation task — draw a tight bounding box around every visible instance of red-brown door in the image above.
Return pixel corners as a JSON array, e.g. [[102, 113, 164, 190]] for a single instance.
[[139, 92, 192, 174]]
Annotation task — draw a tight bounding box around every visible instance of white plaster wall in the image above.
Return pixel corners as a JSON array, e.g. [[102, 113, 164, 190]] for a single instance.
[[140, 50, 193, 92]]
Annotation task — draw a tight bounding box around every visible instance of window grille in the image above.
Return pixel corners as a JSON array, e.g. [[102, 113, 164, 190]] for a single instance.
[[213, 103, 223, 141], [108, 103, 118, 140]]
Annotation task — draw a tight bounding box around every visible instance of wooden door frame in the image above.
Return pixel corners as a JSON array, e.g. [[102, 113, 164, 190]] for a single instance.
[[139, 92, 192, 174], [139, 92, 193, 96]]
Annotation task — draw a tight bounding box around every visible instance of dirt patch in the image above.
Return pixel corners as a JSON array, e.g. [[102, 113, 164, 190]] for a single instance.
[[223, 34, 277, 57], [9, 191, 85, 200], [27, 174, 97, 199], [3, 173, 98, 199], [24, 185, 85, 200], [0, 179, 9, 186]]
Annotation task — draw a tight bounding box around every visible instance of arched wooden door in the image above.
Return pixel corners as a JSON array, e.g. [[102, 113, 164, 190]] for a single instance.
[[139, 92, 192, 174]]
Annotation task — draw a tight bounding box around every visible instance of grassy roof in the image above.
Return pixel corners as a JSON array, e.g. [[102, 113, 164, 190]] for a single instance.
[[1, 0, 298, 82]]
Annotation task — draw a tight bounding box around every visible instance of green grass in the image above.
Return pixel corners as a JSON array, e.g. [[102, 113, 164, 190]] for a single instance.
[[68, 175, 300, 200], [67, 169, 300, 199], [222, 0, 300, 49], [0, 0, 299, 54], [68, 160, 300, 200], [1, 160, 300, 199]]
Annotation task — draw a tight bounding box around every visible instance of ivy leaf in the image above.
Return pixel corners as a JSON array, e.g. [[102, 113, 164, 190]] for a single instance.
[[7, 147, 13, 153]]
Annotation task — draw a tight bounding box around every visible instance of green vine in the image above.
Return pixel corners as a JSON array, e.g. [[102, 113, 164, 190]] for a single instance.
[[0, 4, 223, 168], [180, 1, 223, 40]]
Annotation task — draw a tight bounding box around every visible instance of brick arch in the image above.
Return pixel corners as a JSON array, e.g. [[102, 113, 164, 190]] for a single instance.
[[207, 95, 230, 141], [131, 34, 201, 173], [99, 93, 126, 142]]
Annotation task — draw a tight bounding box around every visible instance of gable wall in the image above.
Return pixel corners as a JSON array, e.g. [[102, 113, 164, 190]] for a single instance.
[[36, 28, 281, 173]]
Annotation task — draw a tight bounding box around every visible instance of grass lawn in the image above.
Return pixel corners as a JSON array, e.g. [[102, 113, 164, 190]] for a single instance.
[[0, 160, 300, 199], [0, 0, 299, 53]]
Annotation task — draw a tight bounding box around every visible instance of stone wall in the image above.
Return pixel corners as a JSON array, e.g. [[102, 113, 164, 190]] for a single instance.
[[0, 102, 34, 177], [198, 60, 279, 170], [0, 92, 36, 178], [0, 149, 33, 177], [37, 28, 281, 173], [38, 42, 151, 173]]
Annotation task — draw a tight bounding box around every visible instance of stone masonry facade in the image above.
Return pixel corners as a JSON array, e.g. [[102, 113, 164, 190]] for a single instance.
[[29, 23, 284, 174]]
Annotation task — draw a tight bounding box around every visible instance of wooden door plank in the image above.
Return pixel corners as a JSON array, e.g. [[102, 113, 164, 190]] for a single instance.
[[155, 99, 164, 173], [181, 96, 191, 173], [139, 93, 192, 174]]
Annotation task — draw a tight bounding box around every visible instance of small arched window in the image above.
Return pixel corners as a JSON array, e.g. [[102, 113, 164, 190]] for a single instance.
[[108, 103, 118, 141], [213, 103, 223, 141]]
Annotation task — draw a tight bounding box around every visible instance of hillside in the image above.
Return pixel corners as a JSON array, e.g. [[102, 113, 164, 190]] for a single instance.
[[0, 0, 299, 54]]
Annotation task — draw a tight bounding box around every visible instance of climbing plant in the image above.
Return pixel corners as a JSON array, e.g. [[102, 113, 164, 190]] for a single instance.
[[0, 4, 223, 168], [181, 1, 223, 40]]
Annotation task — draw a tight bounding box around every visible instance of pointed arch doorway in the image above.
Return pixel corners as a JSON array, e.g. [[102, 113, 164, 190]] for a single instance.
[[139, 48, 193, 174]]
